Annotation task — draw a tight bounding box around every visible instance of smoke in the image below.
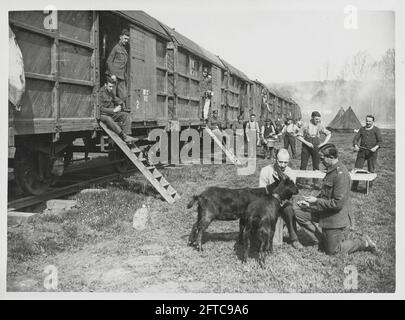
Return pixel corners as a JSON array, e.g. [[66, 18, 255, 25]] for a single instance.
[[269, 49, 395, 128]]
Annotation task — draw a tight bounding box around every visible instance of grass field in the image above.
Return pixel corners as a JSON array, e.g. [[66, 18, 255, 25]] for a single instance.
[[7, 130, 395, 293]]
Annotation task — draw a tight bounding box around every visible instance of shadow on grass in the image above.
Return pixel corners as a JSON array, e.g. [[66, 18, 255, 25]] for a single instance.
[[101, 178, 164, 201], [180, 231, 239, 248]]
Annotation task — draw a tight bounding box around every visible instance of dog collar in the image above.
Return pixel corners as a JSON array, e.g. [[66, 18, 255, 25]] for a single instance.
[[272, 193, 281, 202]]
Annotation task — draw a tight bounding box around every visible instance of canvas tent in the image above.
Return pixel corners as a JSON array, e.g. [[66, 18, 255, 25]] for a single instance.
[[327, 106, 362, 132], [327, 107, 345, 129]]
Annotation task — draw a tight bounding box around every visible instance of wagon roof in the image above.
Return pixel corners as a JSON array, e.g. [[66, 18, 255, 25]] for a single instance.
[[116, 11, 171, 40], [268, 87, 293, 103], [218, 57, 251, 82], [255, 82, 280, 98], [162, 25, 224, 68]]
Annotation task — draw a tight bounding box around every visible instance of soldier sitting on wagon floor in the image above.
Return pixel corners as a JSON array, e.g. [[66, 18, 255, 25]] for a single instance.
[[99, 76, 137, 145]]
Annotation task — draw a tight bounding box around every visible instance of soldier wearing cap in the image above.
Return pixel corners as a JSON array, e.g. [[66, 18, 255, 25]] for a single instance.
[[107, 29, 130, 102], [294, 144, 377, 255], [99, 76, 136, 144], [201, 67, 213, 120], [207, 110, 226, 161]]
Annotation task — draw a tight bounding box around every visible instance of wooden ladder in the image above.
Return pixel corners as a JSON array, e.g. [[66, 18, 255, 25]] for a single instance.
[[99, 122, 180, 204], [204, 127, 242, 165]]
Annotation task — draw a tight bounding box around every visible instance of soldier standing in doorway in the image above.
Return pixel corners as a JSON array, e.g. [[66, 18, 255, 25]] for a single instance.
[[107, 29, 130, 108], [201, 67, 213, 120]]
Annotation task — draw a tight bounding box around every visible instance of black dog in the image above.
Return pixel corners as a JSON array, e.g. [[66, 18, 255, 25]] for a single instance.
[[241, 177, 299, 265], [187, 182, 280, 251]]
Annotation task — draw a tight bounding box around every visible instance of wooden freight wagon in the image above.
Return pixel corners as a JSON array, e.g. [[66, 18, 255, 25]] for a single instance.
[[250, 81, 266, 121], [8, 10, 219, 195], [262, 86, 278, 120], [217, 58, 252, 125], [8, 9, 302, 197], [159, 24, 226, 125], [9, 10, 101, 194]]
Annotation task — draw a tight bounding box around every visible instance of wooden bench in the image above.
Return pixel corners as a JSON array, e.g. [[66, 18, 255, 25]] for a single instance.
[[292, 169, 377, 195], [273, 168, 377, 246]]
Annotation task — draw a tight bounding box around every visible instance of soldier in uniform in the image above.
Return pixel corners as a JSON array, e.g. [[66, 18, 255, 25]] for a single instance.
[[207, 110, 225, 161], [99, 77, 136, 144], [106, 29, 130, 103], [201, 67, 213, 120], [294, 144, 377, 255]]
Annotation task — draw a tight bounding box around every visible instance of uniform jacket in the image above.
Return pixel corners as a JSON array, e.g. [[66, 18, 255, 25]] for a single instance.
[[233, 121, 245, 136], [207, 115, 222, 130], [99, 85, 123, 115], [106, 42, 128, 80], [314, 160, 352, 229], [200, 76, 212, 96], [352, 125, 383, 150]]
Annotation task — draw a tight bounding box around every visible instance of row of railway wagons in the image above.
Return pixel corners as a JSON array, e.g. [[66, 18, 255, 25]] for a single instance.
[[8, 10, 301, 196]]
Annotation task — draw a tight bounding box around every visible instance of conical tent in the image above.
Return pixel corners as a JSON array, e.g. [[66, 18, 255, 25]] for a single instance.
[[327, 107, 345, 129], [327, 106, 362, 132]]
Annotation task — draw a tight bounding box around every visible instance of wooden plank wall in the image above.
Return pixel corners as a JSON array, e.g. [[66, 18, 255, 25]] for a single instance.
[[9, 10, 98, 134]]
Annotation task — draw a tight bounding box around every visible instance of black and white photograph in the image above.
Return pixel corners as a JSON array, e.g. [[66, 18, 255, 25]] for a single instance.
[[2, 0, 404, 298]]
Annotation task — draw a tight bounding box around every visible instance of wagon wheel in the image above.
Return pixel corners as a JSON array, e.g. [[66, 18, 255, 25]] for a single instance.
[[108, 149, 132, 173], [14, 148, 55, 195]]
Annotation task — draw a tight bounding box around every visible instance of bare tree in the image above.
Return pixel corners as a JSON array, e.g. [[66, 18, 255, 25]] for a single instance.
[[379, 48, 395, 81], [343, 50, 375, 81]]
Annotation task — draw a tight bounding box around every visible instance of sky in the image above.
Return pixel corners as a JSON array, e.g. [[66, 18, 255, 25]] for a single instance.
[[144, 1, 395, 83]]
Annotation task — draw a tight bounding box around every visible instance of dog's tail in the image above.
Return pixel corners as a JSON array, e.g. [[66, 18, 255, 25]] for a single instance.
[[187, 195, 199, 209]]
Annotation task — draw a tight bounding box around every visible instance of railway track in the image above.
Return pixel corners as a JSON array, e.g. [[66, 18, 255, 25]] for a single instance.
[[8, 157, 138, 211]]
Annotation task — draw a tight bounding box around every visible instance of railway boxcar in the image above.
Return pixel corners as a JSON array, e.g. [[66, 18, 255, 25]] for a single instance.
[[250, 81, 266, 121], [9, 11, 101, 194], [9, 9, 301, 196], [217, 58, 251, 125], [158, 24, 226, 125]]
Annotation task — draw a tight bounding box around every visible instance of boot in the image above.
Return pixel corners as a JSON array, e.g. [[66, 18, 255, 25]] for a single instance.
[[119, 132, 137, 145]]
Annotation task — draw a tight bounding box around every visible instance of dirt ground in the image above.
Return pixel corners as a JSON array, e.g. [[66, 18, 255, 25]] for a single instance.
[[7, 130, 395, 293]]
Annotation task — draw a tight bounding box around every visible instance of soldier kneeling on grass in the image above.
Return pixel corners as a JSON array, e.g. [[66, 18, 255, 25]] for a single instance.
[[294, 143, 378, 255], [99, 76, 137, 145]]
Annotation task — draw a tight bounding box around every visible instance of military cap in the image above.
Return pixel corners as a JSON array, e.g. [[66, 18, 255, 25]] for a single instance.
[[121, 29, 130, 36], [319, 143, 338, 158]]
